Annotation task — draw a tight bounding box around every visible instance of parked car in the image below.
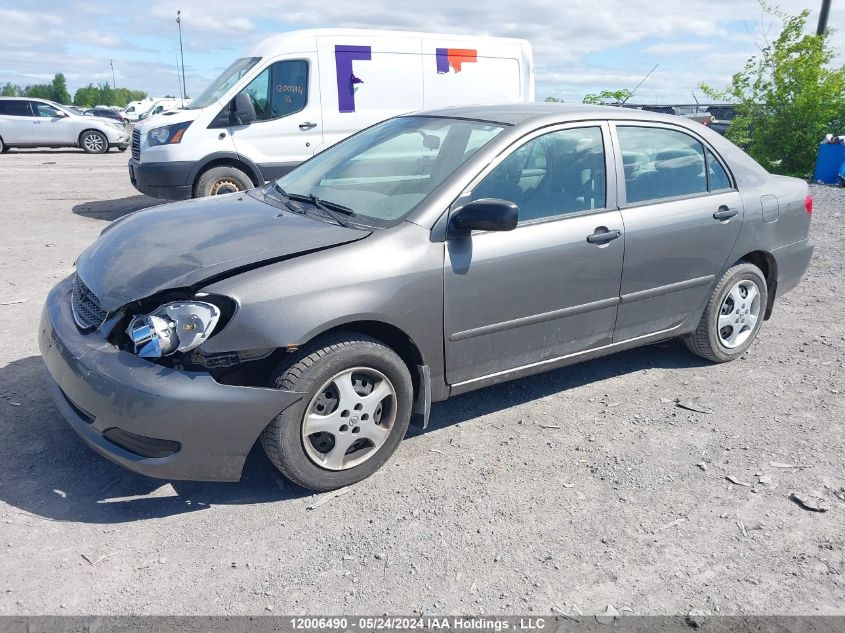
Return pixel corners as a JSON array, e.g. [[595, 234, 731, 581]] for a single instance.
[[84, 107, 130, 125], [0, 97, 130, 153], [128, 28, 534, 200], [136, 98, 185, 122], [702, 104, 738, 136], [40, 104, 813, 491], [123, 99, 155, 122]]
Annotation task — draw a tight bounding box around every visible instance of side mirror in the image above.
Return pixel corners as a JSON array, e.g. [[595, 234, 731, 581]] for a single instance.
[[54, 111, 68, 118], [231, 92, 256, 125], [449, 198, 519, 234]]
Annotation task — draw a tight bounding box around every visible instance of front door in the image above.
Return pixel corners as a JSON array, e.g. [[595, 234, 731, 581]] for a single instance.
[[229, 57, 323, 181], [29, 101, 77, 145], [443, 124, 625, 385], [612, 123, 744, 341]]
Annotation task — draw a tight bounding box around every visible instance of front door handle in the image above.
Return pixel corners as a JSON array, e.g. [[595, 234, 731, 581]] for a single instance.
[[299, 121, 317, 130], [586, 228, 622, 244], [713, 206, 739, 221]]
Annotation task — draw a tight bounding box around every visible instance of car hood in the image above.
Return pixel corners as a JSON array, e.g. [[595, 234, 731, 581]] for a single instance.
[[75, 192, 370, 311], [136, 108, 194, 132]]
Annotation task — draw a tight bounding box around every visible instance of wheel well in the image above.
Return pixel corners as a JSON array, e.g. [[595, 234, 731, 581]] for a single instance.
[[737, 251, 777, 319], [318, 321, 424, 374], [193, 158, 260, 193]]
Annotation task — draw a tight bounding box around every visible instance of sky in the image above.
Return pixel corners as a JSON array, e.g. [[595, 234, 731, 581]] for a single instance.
[[0, 0, 842, 105]]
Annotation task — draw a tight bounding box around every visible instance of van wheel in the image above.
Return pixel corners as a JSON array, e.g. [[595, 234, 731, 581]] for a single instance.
[[195, 166, 253, 197], [261, 333, 413, 492], [80, 130, 108, 154], [685, 261, 767, 363]]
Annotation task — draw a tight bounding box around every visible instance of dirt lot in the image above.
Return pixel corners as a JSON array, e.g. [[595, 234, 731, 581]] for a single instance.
[[0, 149, 842, 616]]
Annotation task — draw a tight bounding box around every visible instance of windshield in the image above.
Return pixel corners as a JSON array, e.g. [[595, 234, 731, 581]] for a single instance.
[[274, 116, 507, 223], [188, 56, 261, 109]]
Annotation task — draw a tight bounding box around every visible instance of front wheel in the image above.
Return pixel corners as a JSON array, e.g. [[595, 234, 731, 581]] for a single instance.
[[194, 165, 252, 197], [0, 136, 8, 153], [80, 130, 108, 154], [261, 333, 413, 491], [685, 261, 767, 362]]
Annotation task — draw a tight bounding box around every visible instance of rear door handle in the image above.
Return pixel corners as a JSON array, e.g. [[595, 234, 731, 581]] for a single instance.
[[299, 122, 317, 130], [713, 206, 739, 221], [586, 228, 622, 244]]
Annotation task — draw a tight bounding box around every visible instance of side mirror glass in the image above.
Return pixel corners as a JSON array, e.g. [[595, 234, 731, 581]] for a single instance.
[[449, 198, 519, 234], [231, 92, 257, 125]]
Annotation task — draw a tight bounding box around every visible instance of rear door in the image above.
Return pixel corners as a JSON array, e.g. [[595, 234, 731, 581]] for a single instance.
[[612, 122, 743, 341], [443, 123, 624, 385], [228, 56, 322, 180], [29, 101, 77, 144], [0, 100, 34, 144]]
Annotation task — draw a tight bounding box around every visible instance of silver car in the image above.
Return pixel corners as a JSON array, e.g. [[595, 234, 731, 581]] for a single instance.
[[0, 97, 129, 154], [39, 104, 813, 491]]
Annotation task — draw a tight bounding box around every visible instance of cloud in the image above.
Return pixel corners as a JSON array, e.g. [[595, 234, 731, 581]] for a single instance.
[[0, 0, 843, 102]]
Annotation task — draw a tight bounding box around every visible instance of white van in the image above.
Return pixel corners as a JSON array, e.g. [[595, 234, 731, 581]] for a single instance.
[[123, 99, 154, 123], [129, 28, 533, 199], [137, 98, 185, 122]]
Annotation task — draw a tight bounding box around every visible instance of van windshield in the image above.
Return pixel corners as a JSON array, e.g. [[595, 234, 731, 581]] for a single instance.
[[272, 116, 507, 224], [188, 57, 261, 110]]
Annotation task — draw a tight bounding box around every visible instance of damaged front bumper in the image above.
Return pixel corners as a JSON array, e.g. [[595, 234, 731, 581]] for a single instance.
[[38, 276, 303, 482]]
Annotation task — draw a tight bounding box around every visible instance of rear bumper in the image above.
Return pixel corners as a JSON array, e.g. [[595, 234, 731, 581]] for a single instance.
[[773, 238, 813, 297], [38, 276, 303, 482], [128, 158, 193, 200]]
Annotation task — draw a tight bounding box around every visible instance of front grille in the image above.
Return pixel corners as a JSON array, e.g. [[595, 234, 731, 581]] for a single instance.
[[131, 128, 140, 161], [71, 274, 109, 330]]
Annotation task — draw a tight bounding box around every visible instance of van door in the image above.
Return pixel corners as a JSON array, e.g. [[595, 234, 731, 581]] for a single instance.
[[317, 35, 424, 152], [228, 56, 322, 181]]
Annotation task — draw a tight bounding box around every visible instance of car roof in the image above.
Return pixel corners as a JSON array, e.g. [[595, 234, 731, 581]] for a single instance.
[[407, 103, 698, 128]]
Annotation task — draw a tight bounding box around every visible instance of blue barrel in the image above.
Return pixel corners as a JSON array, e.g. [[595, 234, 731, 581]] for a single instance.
[[813, 143, 845, 184]]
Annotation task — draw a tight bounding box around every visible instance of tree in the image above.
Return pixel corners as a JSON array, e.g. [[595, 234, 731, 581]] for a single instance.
[[50, 73, 70, 104], [22, 84, 53, 99], [582, 89, 632, 105], [1, 82, 20, 96], [701, 2, 845, 177], [544, 96, 563, 103]]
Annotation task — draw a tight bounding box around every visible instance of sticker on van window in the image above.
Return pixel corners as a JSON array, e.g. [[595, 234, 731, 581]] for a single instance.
[[335, 45, 372, 113], [436, 48, 477, 73]]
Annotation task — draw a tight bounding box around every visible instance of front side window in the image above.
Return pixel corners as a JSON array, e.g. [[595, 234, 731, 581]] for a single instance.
[[0, 100, 31, 116], [617, 126, 707, 204], [470, 127, 607, 223], [274, 116, 506, 223], [239, 60, 308, 122], [32, 102, 61, 118]]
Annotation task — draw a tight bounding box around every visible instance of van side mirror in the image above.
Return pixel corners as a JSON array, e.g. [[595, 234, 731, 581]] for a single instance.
[[449, 199, 519, 234], [231, 92, 256, 125]]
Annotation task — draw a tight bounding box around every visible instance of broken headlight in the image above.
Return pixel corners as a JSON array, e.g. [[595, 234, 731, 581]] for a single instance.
[[126, 301, 221, 359]]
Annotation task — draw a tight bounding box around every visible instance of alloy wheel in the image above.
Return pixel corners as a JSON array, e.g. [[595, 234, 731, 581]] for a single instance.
[[717, 279, 761, 349]]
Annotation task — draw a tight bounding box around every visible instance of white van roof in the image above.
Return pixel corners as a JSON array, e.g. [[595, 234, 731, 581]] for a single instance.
[[244, 28, 530, 58]]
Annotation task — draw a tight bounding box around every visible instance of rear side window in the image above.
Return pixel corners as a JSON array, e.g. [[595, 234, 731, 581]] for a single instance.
[[239, 60, 308, 122], [471, 126, 607, 223], [707, 148, 732, 190], [617, 126, 707, 204], [0, 100, 31, 116]]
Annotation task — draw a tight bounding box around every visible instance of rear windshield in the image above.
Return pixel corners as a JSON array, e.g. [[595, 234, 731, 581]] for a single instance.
[[275, 116, 507, 223]]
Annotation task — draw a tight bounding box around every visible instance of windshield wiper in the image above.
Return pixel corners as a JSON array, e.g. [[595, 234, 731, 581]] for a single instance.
[[289, 192, 355, 227], [268, 183, 305, 215]]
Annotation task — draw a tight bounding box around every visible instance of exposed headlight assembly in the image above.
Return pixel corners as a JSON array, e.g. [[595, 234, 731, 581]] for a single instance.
[[126, 301, 220, 358], [147, 121, 192, 147]]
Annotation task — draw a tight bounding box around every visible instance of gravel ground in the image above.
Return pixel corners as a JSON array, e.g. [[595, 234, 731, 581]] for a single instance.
[[0, 149, 843, 616]]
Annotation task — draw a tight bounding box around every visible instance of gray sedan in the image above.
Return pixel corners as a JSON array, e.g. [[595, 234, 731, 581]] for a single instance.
[[39, 104, 813, 491]]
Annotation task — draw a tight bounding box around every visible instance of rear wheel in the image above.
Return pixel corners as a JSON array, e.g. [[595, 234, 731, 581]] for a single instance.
[[261, 333, 413, 491], [80, 130, 108, 154], [685, 261, 767, 362], [194, 165, 253, 197]]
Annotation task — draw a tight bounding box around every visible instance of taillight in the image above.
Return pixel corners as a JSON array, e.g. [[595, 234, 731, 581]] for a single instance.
[[805, 195, 813, 216]]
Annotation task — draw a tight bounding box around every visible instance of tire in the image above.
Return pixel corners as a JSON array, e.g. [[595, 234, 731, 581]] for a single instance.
[[685, 261, 767, 362], [261, 333, 413, 491], [0, 136, 8, 153], [194, 165, 253, 197], [79, 130, 108, 154]]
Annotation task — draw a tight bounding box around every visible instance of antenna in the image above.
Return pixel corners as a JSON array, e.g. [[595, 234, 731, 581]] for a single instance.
[[176, 10, 187, 107], [622, 63, 659, 105]]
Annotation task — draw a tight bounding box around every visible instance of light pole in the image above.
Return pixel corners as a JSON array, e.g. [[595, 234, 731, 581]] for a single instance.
[[176, 10, 187, 106], [817, 0, 832, 35]]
